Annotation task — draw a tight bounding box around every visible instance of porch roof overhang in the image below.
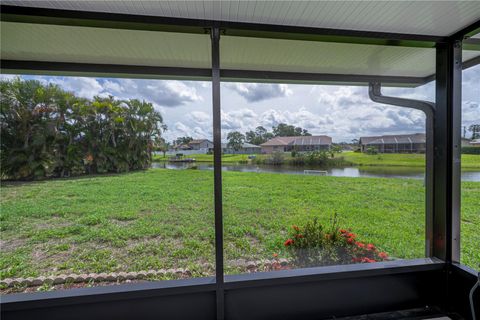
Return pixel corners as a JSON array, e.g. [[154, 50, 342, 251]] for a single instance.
[[1, 1, 479, 87], [1, 3, 480, 320]]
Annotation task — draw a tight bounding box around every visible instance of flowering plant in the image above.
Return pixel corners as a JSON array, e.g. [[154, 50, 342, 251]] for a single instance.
[[284, 215, 389, 267]]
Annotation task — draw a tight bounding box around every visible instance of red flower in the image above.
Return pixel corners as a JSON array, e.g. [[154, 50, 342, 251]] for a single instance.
[[295, 234, 304, 239], [378, 252, 388, 259], [361, 257, 376, 263], [284, 239, 294, 246], [347, 238, 354, 244], [272, 253, 278, 258], [366, 244, 376, 251], [340, 229, 347, 234], [292, 225, 300, 231], [355, 242, 365, 248], [347, 233, 356, 239]]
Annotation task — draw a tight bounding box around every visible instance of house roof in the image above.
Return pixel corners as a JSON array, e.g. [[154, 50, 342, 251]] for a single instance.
[[261, 136, 332, 146], [361, 133, 426, 145], [221, 142, 261, 149], [189, 139, 212, 145]]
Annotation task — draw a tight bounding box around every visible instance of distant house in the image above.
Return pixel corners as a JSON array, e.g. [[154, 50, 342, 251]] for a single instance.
[[222, 142, 261, 154], [469, 139, 480, 146], [461, 138, 472, 147], [171, 139, 213, 155], [188, 139, 214, 151], [359, 133, 426, 153], [260, 136, 332, 154]]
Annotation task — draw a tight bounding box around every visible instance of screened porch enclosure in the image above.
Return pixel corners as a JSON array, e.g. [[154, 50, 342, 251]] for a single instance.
[[1, 1, 479, 320]]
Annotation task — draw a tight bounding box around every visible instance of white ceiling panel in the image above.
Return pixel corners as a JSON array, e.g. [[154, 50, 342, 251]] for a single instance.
[[0, 22, 211, 69], [3, 1, 480, 37], [2, 19, 479, 83], [220, 36, 436, 77]]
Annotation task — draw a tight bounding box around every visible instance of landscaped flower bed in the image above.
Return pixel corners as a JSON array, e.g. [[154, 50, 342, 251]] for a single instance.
[[283, 216, 389, 268]]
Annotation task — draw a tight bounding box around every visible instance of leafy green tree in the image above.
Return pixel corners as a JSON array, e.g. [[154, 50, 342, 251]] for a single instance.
[[329, 144, 343, 158], [227, 131, 245, 151], [245, 126, 273, 145], [1, 78, 166, 180], [469, 124, 480, 139], [272, 123, 311, 137], [157, 138, 171, 157], [175, 136, 193, 146], [1, 78, 68, 179]]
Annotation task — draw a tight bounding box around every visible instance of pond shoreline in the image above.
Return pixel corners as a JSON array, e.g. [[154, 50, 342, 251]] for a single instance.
[[151, 161, 480, 182]]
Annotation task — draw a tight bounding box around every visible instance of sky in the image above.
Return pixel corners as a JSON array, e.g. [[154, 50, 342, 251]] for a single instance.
[[1, 65, 478, 143]]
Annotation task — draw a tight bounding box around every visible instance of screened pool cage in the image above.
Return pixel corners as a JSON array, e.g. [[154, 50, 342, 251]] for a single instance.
[[1, 2, 479, 319]]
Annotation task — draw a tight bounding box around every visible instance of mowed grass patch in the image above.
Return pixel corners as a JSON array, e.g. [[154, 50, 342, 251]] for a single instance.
[[341, 152, 480, 169], [461, 181, 480, 270], [1, 169, 479, 279], [0, 170, 216, 279]]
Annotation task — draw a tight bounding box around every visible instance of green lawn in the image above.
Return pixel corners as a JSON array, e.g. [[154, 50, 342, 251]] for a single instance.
[[154, 152, 480, 169], [1, 169, 479, 281], [342, 152, 480, 169]]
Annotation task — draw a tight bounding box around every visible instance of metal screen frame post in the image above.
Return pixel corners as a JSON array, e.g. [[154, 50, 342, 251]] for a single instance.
[[434, 39, 462, 313], [368, 83, 435, 256], [211, 26, 225, 320], [433, 40, 462, 264]]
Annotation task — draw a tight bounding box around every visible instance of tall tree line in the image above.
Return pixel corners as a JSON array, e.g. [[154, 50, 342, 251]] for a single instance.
[[1, 78, 166, 180], [225, 124, 311, 151]]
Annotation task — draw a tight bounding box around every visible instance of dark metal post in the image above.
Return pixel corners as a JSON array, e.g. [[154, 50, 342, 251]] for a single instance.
[[368, 82, 435, 256], [433, 40, 462, 264], [211, 26, 224, 320]]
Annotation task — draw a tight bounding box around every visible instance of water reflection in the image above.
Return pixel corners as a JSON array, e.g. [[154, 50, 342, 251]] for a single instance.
[[151, 162, 480, 182]]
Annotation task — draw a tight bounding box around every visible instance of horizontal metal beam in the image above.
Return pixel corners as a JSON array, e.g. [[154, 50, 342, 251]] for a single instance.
[[2, 277, 216, 311], [0, 5, 444, 48], [463, 55, 480, 70], [0, 60, 430, 87], [1, 259, 444, 316], [223, 258, 444, 290], [449, 19, 480, 41], [221, 69, 429, 86], [0, 60, 212, 81]]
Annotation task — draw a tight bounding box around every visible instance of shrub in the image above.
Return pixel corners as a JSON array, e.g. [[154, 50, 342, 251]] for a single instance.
[[1, 78, 166, 180], [265, 151, 284, 165], [284, 215, 389, 267], [366, 147, 378, 155], [305, 151, 329, 165]]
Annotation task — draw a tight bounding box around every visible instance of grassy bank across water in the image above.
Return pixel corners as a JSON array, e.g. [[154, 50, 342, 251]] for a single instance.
[[153, 152, 480, 169], [1, 168, 479, 280]]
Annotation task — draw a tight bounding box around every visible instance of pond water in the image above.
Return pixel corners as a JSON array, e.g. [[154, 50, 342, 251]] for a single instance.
[[151, 162, 480, 182]]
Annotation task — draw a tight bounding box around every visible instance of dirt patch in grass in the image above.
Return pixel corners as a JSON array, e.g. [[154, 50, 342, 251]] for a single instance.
[[0, 238, 27, 252]]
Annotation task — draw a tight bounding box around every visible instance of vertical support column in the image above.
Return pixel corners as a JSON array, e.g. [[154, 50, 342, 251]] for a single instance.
[[425, 114, 435, 256], [211, 26, 224, 320], [367, 82, 435, 257], [433, 40, 462, 263]]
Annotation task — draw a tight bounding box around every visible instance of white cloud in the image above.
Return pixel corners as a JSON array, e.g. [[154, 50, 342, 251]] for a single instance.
[[227, 83, 292, 102], [0, 74, 17, 81], [49, 77, 104, 99], [9, 64, 479, 142], [111, 79, 203, 107], [189, 111, 211, 125]]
